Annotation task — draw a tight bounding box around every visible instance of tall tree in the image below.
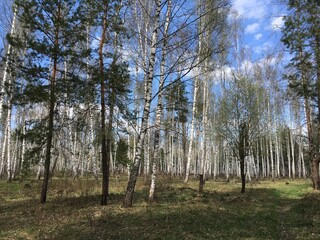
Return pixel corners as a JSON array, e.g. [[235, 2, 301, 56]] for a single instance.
[[148, 0, 172, 202], [281, 0, 320, 189], [122, 0, 162, 208], [83, 0, 130, 205], [9, 0, 86, 203]]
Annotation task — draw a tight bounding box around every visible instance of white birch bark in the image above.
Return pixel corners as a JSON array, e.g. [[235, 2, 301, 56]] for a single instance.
[[270, 136, 274, 179], [200, 63, 209, 179], [11, 135, 19, 180], [280, 133, 285, 177], [287, 131, 291, 178], [266, 137, 270, 177], [0, 7, 17, 125], [21, 124, 26, 170], [0, 118, 8, 177], [144, 120, 150, 176], [6, 100, 12, 181], [256, 142, 260, 178], [123, 0, 161, 207], [301, 144, 306, 178], [184, 78, 199, 183], [290, 131, 295, 178], [213, 146, 218, 179], [261, 138, 265, 177], [225, 152, 229, 181], [275, 134, 280, 178]]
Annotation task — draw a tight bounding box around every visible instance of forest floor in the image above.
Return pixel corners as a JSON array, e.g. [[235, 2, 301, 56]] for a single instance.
[[0, 176, 320, 240]]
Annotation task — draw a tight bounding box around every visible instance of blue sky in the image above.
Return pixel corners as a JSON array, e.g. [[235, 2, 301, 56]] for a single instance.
[[232, 0, 287, 61]]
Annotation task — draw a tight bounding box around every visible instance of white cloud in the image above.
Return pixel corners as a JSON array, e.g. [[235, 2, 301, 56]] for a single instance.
[[245, 23, 260, 34], [271, 16, 284, 31], [232, 0, 267, 19], [254, 33, 262, 40], [215, 65, 233, 80], [253, 42, 272, 54]]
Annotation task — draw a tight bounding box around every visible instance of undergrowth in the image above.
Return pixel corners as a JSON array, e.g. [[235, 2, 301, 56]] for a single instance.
[[0, 176, 319, 239]]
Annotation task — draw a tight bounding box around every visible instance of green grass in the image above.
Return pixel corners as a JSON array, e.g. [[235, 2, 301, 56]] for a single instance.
[[0, 177, 319, 239]]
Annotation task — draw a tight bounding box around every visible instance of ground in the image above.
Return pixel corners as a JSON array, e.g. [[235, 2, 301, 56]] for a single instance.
[[0, 176, 319, 239]]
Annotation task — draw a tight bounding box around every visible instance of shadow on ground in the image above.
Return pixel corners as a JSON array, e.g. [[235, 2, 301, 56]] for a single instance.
[[1, 181, 320, 240]]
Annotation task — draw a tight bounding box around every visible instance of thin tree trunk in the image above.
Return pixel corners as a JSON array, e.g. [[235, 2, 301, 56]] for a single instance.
[[99, 2, 110, 205], [270, 135, 274, 180], [184, 78, 198, 183], [6, 101, 12, 182], [290, 132, 295, 178], [123, 0, 161, 207], [311, 156, 320, 189], [276, 134, 280, 178], [199, 61, 208, 192], [287, 131, 291, 178], [40, 4, 61, 203], [280, 134, 285, 177], [0, 7, 17, 124], [144, 120, 150, 177], [240, 158, 245, 193], [148, 0, 171, 202], [261, 138, 265, 178]]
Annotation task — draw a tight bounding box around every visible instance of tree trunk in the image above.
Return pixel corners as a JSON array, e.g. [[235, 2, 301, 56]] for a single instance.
[[290, 132, 295, 178], [287, 131, 291, 178], [123, 0, 161, 208], [261, 138, 265, 178], [144, 120, 150, 177], [0, 7, 17, 124], [276, 134, 280, 178], [99, 3, 109, 205], [40, 4, 61, 203], [240, 158, 246, 193], [311, 156, 320, 190], [184, 78, 198, 183], [270, 135, 274, 179], [148, 0, 171, 202], [6, 101, 12, 182]]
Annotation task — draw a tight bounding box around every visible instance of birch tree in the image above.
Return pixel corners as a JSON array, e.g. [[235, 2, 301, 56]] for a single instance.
[[148, 0, 172, 202], [217, 73, 267, 193], [122, 0, 162, 208]]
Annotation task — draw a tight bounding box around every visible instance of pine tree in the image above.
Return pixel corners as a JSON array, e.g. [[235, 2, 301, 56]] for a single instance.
[[9, 0, 87, 203], [83, 0, 130, 205], [281, 0, 320, 189]]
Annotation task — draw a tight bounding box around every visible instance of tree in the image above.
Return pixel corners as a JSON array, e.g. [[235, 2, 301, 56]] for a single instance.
[[184, 0, 230, 184], [148, 0, 172, 202], [217, 73, 267, 193], [9, 0, 87, 203], [83, 0, 130, 205], [281, 0, 320, 189], [122, 0, 162, 208]]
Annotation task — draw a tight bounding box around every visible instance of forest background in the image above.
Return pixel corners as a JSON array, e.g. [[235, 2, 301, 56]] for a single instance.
[[0, 0, 319, 209]]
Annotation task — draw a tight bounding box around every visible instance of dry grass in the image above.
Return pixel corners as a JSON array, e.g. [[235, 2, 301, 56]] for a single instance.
[[0, 176, 319, 239]]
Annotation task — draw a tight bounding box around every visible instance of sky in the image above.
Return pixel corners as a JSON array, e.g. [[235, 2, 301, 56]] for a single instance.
[[0, 0, 287, 61], [231, 0, 287, 61]]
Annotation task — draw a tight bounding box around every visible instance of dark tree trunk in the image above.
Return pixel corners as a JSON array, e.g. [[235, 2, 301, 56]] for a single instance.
[[199, 174, 204, 193], [40, 3, 60, 204], [311, 156, 320, 190], [240, 158, 246, 193], [99, 3, 109, 205]]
